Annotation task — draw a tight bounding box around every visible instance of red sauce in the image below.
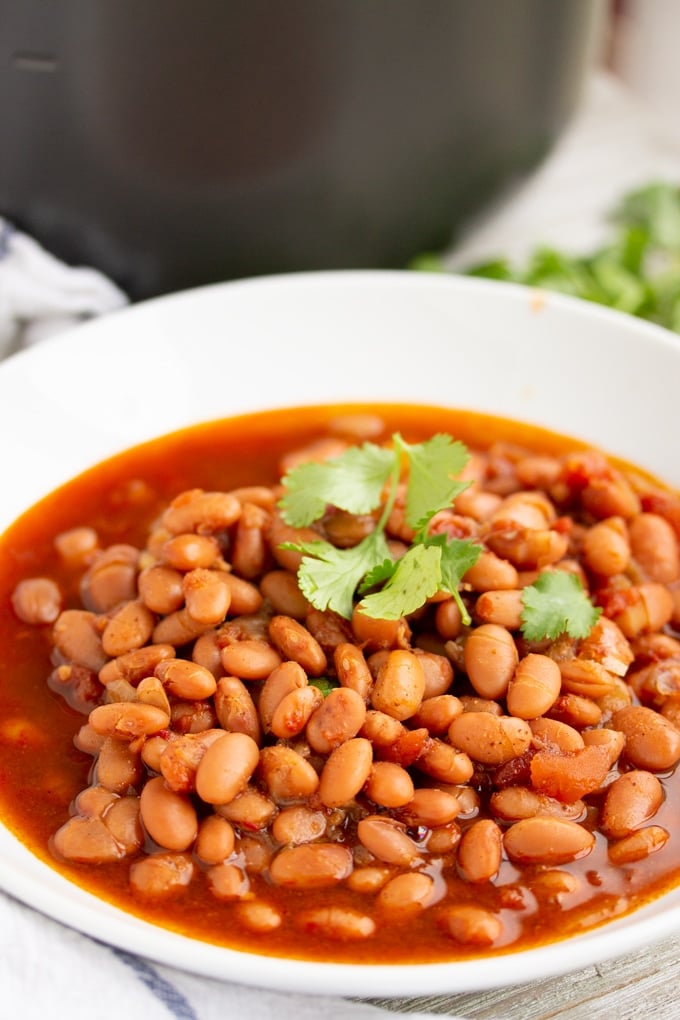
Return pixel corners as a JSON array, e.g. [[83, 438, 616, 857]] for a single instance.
[[0, 403, 679, 963]]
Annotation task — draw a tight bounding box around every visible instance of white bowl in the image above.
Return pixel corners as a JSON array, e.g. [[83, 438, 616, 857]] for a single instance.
[[1, 270, 680, 997]]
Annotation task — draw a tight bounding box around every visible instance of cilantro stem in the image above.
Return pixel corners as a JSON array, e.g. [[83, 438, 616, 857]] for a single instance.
[[374, 438, 404, 535]]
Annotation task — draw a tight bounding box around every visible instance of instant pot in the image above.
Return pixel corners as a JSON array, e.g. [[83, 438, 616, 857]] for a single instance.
[[0, 1, 603, 300]]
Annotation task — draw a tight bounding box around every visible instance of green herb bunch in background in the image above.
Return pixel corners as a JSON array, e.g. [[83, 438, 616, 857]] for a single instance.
[[413, 182, 680, 334]]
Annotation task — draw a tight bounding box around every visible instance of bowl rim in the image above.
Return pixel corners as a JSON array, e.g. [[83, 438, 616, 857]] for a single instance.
[[2, 268, 680, 997]]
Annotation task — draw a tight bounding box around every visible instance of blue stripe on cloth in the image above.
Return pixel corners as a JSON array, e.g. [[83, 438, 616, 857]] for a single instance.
[[111, 947, 199, 1020], [0, 220, 15, 259]]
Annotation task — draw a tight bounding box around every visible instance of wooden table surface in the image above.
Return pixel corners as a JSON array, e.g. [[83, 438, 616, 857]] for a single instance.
[[365, 931, 680, 1019]]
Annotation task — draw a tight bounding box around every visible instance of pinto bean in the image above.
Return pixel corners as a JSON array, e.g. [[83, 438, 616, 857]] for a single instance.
[[457, 819, 502, 883], [103, 796, 143, 853], [195, 814, 236, 864], [581, 727, 626, 767], [398, 788, 461, 827], [364, 761, 414, 808], [231, 502, 270, 579], [271, 681, 324, 738], [181, 568, 231, 625], [269, 514, 324, 572], [581, 518, 630, 577], [485, 527, 569, 570], [307, 687, 367, 753], [474, 589, 524, 629], [161, 533, 221, 571], [206, 862, 250, 900], [192, 630, 225, 679], [377, 873, 437, 919], [220, 639, 282, 680], [297, 906, 376, 940], [360, 710, 404, 747], [464, 550, 519, 592], [579, 616, 634, 677], [99, 644, 175, 687], [217, 786, 277, 830], [80, 545, 139, 612], [268, 843, 353, 887], [221, 573, 264, 615], [507, 654, 561, 720], [194, 732, 260, 805], [529, 717, 585, 752], [346, 866, 392, 894], [129, 853, 194, 897], [356, 815, 421, 866], [52, 815, 127, 863], [413, 649, 454, 698], [629, 513, 680, 583], [612, 705, 680, 771], [139, 776, 198, 851], [54, 526, 99, 567], [548, 693, 603, 730], [601, 771, 663, 840], [448, 712, 532, 766], [268, 615, 327, 676], [234, 900, 283, 933], [411, 694, 463, 734], [138, 565, 185, 615], [53, 609, 107, 672], [417, 739, 474, 784], [214, 676, 261, 743], [608, 825, 669, 865], [334, 642, 373, 701], [259, 745, 320, 801], [161, 489, 241, 535], [89, 702, 170, 741], [318, 737, 373, 807], [490, 786, 585, 823], [351, 605, 411, 651], [95, 737, 142, 793], [504, 817, 595, 865], [159, 730, 225, 793], [370, 650, 425, 721], [154, 658, 217, 700], [11, 577, 62, 625], [611, 583, 675, 638], [439, 905, 502, 946], [271, 805, 327, 846], [260, 570, 311, 619], [434, 598, 463, 640], [152, 607, 212, 646], [463, 623, 518, 700], [558, 659, 619, 699], [258, 661, 308, 732]]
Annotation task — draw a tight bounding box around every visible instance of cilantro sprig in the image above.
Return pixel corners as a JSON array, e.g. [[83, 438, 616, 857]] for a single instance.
[[412, 181, 680, 334], [278, 432, 603, 642], [279, 433, 479, 623], [520, 571, 601, 642]]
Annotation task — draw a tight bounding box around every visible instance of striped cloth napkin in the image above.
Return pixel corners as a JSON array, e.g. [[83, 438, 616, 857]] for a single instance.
[[0, 217, 128, 358]]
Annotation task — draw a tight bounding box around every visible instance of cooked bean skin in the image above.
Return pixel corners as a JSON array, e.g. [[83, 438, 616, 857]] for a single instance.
[[12, 407, 680, 966]]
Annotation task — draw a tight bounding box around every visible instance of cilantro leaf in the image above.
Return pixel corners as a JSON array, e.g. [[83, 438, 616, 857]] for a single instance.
[[397, 434, 470, 530], [308, 677, 340, 697], [358, 544, 443, 621], [435, 536, 481, 625], [284, 531, 391, 619], [358, 557, 398, 593], [279, 442, 394, 527], [520, 571, 601, 641], [278, 429, 479, 623]]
